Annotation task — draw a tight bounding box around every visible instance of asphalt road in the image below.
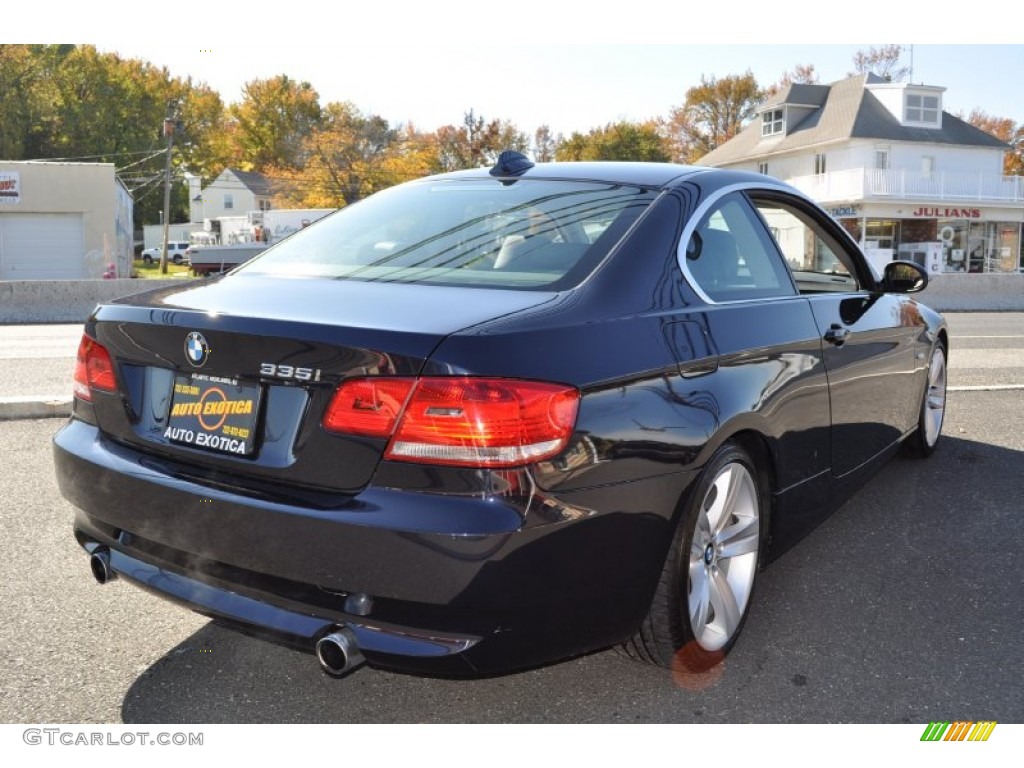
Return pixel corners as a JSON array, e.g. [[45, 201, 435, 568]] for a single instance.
[[0, 314, 1021, 723]]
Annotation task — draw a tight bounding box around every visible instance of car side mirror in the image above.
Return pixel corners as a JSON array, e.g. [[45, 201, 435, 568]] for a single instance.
[[882, 260, 928, 294]]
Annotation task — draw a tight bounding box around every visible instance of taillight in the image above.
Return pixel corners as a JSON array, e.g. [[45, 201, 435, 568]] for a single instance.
[[324, 377, 579, 468], [322, 378, 415, 436], [73, 335, 116, 401]]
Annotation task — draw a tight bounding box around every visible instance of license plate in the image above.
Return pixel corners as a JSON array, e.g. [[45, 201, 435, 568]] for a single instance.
[[164, 374, 261, 456]]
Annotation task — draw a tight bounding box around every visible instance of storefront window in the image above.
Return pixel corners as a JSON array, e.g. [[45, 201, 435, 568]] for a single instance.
[[865, 220, 899, 250], [937, 220, 1021, 273], [938, 220, 968, 272]]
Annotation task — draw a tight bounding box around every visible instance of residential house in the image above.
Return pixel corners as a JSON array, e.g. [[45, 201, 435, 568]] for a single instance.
[[189, 168, 273, 223], [699, 74, 1022, 276]]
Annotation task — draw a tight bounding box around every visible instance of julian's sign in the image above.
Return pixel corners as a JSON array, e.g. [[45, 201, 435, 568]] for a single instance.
[[912, 207, 981, 218]]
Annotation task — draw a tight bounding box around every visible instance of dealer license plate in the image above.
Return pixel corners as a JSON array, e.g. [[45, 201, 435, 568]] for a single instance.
[[164, 374, 261, 456]]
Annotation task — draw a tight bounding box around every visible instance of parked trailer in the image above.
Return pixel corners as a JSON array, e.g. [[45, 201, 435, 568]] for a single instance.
[[187, 244, 269, 276]]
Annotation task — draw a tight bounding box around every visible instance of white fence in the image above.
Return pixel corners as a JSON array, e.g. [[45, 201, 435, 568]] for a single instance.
[[789, 169, 1024, 203]]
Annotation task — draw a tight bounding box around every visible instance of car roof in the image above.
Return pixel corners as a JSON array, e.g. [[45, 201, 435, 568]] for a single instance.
[[435, 161, 707, 189]]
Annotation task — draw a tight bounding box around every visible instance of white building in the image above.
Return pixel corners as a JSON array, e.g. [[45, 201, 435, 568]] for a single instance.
[[0, 161, 133, 279], [189, 168, 272, 222], [699, 74, 1022, 276], [145, 168, 276, 249]]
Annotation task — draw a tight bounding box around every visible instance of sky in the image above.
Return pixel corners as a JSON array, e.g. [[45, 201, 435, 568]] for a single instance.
[[102, 43, 1023, 138], [5, 2, 1022, 139]]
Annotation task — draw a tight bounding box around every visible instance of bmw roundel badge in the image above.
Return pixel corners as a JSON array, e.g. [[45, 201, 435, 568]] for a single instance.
[[184, 332, 210, 367]]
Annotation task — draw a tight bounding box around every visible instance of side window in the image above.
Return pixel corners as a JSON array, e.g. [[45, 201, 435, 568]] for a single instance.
[[752, 199, 861, 294], [683, 193, 796, 302]]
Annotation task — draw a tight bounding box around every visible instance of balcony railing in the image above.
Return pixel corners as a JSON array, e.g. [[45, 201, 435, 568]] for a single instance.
[[787, 168, 1024, 204]]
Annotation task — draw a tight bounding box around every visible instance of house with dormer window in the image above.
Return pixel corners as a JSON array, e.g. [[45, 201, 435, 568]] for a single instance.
[[700, 74, 1023, 276]]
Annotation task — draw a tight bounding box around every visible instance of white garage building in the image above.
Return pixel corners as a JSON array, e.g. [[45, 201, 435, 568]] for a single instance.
[[0, 161, 133, 280]]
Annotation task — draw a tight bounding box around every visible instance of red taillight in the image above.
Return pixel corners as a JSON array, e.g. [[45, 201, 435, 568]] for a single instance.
[[73, 335, 116, 401], [322, 378, 415, 436], [323, 377, 579, 468]]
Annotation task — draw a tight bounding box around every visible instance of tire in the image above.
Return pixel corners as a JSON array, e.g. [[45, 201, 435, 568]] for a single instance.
[[904, 343, 947, 458], [623, 442, 766, 670], [142, 255, 152, 264]]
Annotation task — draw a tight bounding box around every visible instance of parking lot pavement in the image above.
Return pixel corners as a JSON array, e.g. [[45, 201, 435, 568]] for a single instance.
[[1, 394, 1022, 723], [0, 311, 1021, 723], [0, 325, 80, 406]]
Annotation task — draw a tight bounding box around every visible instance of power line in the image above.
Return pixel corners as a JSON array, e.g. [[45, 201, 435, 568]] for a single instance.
[[22, 148, 165, 162], [116, 149, 168, 173]]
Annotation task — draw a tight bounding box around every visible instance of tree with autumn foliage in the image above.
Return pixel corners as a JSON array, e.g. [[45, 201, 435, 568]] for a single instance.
[[533, 125, 559, 162], [269, 103, 436, 208], [434, 110, 530, 171], [664, 72, 763, 164], [966, 110, 1024, 176], [849, 45, 909, 82], [556, 121, 669, 162], [764, 63, 819, 98]]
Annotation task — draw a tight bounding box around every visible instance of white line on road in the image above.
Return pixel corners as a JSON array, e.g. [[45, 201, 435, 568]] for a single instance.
[[949, 385, 1024, 392]]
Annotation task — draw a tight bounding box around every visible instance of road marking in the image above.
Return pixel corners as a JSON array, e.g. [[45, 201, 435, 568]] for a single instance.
[[949, 384, 1024, 392]]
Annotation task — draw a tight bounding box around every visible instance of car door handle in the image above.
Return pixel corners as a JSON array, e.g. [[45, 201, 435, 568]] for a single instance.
[[824, 324, 850, 347]]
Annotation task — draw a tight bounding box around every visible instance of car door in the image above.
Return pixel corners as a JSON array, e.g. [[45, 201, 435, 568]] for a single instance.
[[749, 192, 922, 478], [678, 191, 833, 495]]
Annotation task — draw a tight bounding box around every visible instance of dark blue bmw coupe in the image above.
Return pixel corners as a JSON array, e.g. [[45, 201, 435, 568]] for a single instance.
[[54, 154, 947, 677]]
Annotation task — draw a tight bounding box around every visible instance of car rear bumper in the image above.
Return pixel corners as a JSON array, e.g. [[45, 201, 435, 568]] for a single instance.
[[54, 418, 688, 674]]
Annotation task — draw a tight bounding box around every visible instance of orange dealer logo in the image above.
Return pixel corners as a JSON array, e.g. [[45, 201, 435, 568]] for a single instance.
[[170, 387, 254, 431]]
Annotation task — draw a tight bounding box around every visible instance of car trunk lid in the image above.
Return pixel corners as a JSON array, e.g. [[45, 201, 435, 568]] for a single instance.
[[85, 275, 557, 492]]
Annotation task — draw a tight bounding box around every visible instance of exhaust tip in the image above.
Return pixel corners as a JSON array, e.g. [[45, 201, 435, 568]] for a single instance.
[[89, 548, 116, 585], [315, 627, 365, 678]]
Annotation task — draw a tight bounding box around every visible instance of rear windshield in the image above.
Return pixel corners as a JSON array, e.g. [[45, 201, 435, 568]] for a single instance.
[[235, 178, 659, 290]]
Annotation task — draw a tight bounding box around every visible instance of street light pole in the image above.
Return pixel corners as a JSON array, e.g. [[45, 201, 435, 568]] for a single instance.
[[159, 105, 177, 275]]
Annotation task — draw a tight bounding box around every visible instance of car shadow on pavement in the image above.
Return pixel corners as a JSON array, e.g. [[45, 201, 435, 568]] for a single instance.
[[120, 434, 1024, 724]]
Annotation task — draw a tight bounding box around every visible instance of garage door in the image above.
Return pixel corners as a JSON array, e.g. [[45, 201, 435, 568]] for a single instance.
[[0, 214, 85, 279]]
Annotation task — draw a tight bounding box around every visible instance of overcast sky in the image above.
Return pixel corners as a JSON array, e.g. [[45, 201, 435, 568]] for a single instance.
[[8, 3, 1022, 138]]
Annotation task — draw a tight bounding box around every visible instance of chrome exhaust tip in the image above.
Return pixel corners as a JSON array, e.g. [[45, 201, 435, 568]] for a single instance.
[[89, 548, 116, 585], [315, 626, 365, 677]]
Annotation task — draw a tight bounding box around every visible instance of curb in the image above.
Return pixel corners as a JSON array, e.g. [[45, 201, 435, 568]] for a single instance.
[[0, 396, 72, 421]]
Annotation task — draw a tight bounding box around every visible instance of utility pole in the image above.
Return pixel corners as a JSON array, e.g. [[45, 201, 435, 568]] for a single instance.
[[159, 102, 178, 275]]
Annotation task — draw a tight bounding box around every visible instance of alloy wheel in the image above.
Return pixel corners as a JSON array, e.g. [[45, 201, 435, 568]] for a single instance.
[[924, 347, 947, 448], [687, 461, 760, 652]]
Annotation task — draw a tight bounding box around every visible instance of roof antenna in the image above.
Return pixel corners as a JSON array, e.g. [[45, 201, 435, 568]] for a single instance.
[[490, 150, 535, 178]]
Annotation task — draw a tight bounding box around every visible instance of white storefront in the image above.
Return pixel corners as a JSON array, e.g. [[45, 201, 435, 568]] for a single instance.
[[0, 162, 133, 280], [821, 201, 1022, 277]]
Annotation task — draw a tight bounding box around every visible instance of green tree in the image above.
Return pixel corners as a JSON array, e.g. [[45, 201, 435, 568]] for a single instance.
[[665, 72, 763, 164], [173, 82, 233, 182], [0, 45, 64, 158], [230, 75, 322, 171], [555, 121, 670, 162]]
